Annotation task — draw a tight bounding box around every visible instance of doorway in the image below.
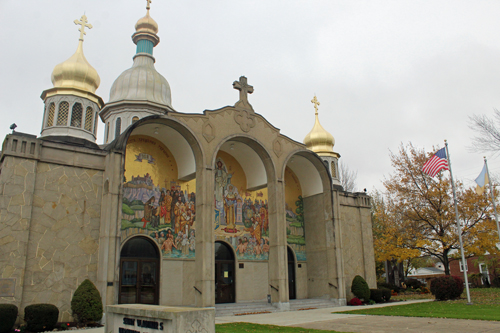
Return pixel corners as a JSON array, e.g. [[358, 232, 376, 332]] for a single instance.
[[288, 247, 296, 300], [215, 241, 235, 303], [119, 237, 160, 304]]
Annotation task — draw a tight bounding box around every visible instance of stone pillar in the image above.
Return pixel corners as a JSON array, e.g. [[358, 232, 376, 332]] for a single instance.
[[268, 179, 289, 309], [332, 190, 346, 303], [97, 151, 124, 306], [194, 165, 214, 307]]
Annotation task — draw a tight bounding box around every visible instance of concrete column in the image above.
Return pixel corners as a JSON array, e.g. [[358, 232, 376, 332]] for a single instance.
[[97, 151, 124, 306], [194, 165, 215, 307], [268, 179, 289, 309], [332, 190, 346, 302]]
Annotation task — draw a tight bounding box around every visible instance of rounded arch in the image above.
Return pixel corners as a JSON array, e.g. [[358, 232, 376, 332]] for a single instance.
[[212, 134, 277, 189], [105, 115, 205, 180], [282, 149, 332, 197], [120, 234, 161, 258], [287, 245, 297, 263], [214, 240, 237, 261]]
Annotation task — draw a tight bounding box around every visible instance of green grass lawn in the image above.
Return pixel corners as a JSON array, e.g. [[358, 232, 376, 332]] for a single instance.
[[216, 323, 348, 333], [338, 288, 500, 321]]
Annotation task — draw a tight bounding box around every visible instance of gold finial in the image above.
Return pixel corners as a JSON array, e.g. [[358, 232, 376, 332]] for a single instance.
[[311, 95, 320, 115], [146, 0, 152, 10], [74, 14, 93, 41]]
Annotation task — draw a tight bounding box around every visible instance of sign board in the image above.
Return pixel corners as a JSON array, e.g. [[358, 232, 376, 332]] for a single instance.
[[0, 279, 15, 297]]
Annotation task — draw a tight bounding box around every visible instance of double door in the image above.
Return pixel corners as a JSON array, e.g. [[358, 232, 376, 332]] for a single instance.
[[119, 259, 159, 304]]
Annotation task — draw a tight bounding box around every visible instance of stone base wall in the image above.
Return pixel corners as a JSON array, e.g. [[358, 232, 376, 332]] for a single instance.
[[160, 260, 196, 306]]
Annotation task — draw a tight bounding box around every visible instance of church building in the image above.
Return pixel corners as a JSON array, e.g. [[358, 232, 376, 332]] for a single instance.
[[0, 3, 375, 321]]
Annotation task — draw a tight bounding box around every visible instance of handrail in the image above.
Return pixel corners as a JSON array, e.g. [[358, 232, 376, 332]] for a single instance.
[[270, 284, 279, 292], [328, 282, 337, 289], [194, 286, 202, 294]]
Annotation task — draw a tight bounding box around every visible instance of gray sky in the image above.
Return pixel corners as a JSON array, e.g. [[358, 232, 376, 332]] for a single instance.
[[2, 0, 500, 192]]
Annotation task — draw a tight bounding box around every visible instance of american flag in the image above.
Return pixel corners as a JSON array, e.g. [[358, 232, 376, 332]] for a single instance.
[[422, 147, 449, 177]]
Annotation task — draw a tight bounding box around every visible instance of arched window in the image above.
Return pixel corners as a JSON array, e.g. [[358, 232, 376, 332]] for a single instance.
[[115, 117, 122, 139], [331, 161, 337, 178], [132, 116, 139, 124], [93, 112, 99, 134], [84, 107, 93, 131], [70, 103, 83, 127], [56, 101, 69, 126], [46, 103, 55, 127]]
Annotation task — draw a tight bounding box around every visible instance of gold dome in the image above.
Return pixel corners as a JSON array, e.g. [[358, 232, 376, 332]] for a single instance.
[[135, 9, 158, 35], [51, 15, 100, 94], [303, 96, 337, 157]]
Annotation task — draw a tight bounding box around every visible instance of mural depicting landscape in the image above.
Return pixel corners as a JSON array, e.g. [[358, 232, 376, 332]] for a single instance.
[[285, 167, 306, 261], [121, 135, 196, 259]]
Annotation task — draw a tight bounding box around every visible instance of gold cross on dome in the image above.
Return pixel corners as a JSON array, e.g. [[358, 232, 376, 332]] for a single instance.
[[146, 0, 152, 10], [74, 14, 93, 41], [311, 95, 320, 114]]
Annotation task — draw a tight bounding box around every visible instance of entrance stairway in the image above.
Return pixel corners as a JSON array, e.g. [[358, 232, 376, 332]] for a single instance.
[[215, 298, 339, 317]]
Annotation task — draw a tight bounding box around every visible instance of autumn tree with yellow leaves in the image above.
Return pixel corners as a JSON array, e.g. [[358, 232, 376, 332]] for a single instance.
[[373, 143, 498, 276]]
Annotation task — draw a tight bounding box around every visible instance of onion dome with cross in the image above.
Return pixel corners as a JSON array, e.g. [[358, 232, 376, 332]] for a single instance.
[[40, 14, 103, 145], [106, 0, 172, 109]]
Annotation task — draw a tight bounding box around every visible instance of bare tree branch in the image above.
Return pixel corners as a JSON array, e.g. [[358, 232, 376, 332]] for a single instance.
[[469, 109, 500, 154], [339, 161, 358, 192]]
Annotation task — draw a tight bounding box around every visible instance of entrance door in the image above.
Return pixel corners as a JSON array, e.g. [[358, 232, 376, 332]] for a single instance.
[[215, 242, 235, 303], [288, 247, 296, 300], [119, 237, 160, 304]]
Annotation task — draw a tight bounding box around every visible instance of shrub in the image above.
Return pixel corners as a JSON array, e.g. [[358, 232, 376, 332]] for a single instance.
[[377, 281, 401, 293], [0, 304, 18, 333], [369, 289, 384, 303], [71, 279, 103, 324], [405, 279, 423, 290], [381, 287, 392, 301], [430, 276, 464, 300], [24, 304, 59, 332], [348, 297, 362, 306], [351, 275, 370, 301]]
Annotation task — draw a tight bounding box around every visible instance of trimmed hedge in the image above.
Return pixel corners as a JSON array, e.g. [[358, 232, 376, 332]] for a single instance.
[[24, 304, 59, 332], [71, 279, 103, 324], [369, 289, 384, 303], [377, 282, 401, 293], [430, 276, 464, 300], [0, 304, 18, 333], [351, 275, 370, 301], [381, 287, 392, 302], [405, 278, 424, 290]]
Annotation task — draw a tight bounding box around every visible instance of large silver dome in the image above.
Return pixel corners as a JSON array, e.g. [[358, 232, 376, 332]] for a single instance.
[[108, 55, 172, 107]]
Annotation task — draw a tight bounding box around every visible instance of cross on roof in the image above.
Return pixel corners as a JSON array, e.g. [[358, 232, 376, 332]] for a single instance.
[[74, 14, 93, 41], [311, 95, 320, 114], [233, 76, 254, 108], [146, 0, 152, 10]]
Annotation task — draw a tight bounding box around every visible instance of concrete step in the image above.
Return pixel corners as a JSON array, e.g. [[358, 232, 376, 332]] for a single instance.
[[289, 298, 338, 311], [216, 299, 339, 317]]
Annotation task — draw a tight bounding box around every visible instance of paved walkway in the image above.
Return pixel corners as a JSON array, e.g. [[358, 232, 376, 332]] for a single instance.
[[72, 300, 500, 333], [216, 300, 500, 332]]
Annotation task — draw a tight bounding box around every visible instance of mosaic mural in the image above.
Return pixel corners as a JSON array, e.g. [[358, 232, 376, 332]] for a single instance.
[[284, 167, 306, 261], [214, 151, 269, 260], [121, 135, 196, 259]]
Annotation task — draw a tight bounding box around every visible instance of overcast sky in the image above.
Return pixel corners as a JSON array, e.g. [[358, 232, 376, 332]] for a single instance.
[[2, 0, 500, 192]]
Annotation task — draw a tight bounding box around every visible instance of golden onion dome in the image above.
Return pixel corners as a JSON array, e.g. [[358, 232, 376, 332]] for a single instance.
[[135, 9, 158, 35], [51, 15, 100, 94], [303, 97, 336, 156]]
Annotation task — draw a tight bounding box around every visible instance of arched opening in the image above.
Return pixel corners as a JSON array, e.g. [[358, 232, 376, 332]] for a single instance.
[[119, 236, 160, 305], [288, 247, 296, 300], [215, 241, 236, 304]]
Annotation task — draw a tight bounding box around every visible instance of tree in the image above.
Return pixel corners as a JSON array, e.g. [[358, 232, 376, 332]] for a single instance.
[[374, 143, 497, 275], [469, 109, 500, 153], [339, 161, 358, 192]]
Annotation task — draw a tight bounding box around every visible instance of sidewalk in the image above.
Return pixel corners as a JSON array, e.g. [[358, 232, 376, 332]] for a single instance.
[[216, 299, 500, 333]]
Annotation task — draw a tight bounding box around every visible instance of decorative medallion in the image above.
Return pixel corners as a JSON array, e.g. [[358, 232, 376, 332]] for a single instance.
[[273, 138, 283, 157], [234, 110, 256, 133]]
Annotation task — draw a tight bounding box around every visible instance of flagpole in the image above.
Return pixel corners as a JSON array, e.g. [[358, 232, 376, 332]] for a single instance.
[[444, 140, 472, 304], [484, 157, 500, 244]]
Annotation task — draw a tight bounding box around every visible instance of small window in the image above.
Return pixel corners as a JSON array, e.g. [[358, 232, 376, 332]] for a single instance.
[[132, 116, 139, 124], [115, 117, 121, 139], [56, 101, 69, 126], [331, 161, 336, 178], [46, 103, 55, 127], [70, 103, 83, 128], [84, 107, 93, 131], [105, 122, 109, 142], [94, 112, 99, 134]]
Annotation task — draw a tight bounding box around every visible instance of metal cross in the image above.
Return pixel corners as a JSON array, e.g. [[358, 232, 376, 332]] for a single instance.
[[146, 0, 152, 10], [311, 95, 320, 114], [233, 76, 254, 106], [74, 14, 93, 41]]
